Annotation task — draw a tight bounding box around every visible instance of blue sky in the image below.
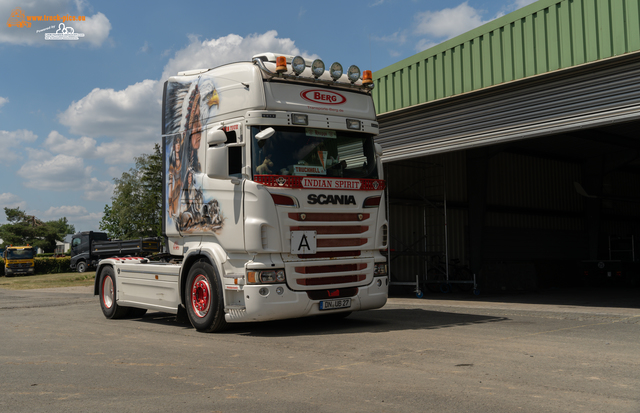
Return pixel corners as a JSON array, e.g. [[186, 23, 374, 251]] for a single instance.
[[0, 0, 535, 234]]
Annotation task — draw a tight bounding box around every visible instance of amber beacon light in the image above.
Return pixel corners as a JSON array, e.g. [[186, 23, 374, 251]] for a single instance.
[[276, 56, 287, 73], [362, 70, 373, 85]]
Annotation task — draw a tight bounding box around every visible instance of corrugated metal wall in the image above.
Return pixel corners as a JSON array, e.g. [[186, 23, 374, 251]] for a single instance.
[[373, 0, 640, 115], [387, 152, 468, 282]]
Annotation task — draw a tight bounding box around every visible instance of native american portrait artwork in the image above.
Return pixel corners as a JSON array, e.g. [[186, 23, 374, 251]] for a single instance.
[[163, 78, 223, 234]]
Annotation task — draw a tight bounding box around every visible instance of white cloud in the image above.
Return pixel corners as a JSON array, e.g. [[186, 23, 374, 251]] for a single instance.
[[58, 79, 160, 141], [45, 130, 98, 158], [43, 205, 104, 231], [415, 39, 438, 53], [83, 177, 114, 201], [72, 12, 111, 47], [16, 151, 114, 201], [73, 0, 88, 14], [0, 96, 8, 108], [513, 0, 537, 9], [414, 2, 489, 40], [44, 205, 89, 218], [371, 31, 407, 46], [138, 40, 150, 54], [0, 129, 38, 163], [17, 153, 92, 191], [161, 30, 317, 81], [0, 193, 27, 211]]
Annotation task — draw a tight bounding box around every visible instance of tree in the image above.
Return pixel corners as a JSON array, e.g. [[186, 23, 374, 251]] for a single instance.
[[99, 144, 163, 240], [0, 207, 75, 252]]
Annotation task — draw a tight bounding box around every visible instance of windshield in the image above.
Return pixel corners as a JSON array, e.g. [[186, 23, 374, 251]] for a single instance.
[[251, 126, 378, 179], [6, 249, 34, 260]]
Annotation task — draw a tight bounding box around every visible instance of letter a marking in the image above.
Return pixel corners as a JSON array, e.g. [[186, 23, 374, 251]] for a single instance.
[[298, 234, 311, 252]]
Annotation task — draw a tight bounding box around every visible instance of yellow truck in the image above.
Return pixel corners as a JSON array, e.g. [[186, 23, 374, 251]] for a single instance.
[[2, 245, 36, 276]]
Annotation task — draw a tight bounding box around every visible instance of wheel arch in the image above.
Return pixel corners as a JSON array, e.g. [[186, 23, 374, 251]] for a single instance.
[[179, 250, 221, 308], [94, 261, 114, 296]]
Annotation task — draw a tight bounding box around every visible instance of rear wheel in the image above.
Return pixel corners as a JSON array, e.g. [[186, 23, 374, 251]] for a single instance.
[[185, 262, 227, 333], [99, 266, 130, 319]]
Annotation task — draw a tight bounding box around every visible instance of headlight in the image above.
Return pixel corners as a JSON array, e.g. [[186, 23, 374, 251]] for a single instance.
[[247, 269, 286, 284], [374, 263, 388, 276]]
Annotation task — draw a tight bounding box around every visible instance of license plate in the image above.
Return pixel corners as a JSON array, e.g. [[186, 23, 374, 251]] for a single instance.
[[319, 298, 351, 311]]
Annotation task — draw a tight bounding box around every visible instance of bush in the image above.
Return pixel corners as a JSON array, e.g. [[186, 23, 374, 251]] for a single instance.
[[35, 257, 71, 274]]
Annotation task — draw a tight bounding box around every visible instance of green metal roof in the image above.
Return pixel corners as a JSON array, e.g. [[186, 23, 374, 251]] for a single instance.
[[373, 0, 640, 115]]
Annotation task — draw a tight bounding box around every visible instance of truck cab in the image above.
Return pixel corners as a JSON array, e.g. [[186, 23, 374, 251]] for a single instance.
[[70, 231, 109, 273], [3, 245, 35, 276]]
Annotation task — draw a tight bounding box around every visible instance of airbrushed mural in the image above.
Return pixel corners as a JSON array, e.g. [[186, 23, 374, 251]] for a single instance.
[[164, 78, 223, 234]]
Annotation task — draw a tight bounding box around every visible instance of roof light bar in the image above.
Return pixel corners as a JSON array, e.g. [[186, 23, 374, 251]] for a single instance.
[[251, 55, 374, 93]]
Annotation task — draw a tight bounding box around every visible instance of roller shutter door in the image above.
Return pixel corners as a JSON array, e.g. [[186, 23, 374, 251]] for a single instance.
[[376, 55, 640, 162]]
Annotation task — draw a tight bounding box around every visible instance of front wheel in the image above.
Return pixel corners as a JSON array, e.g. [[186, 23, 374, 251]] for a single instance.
[[76, 261, 87, 273], [99, 266, 130, 319], [185, 262, 227, 333]]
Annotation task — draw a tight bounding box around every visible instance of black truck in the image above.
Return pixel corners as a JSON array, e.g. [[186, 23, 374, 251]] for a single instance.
[[70, 231, 161, 273]]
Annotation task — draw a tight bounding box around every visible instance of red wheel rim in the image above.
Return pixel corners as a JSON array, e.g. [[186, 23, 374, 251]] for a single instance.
[[191, 274, 211, 318]]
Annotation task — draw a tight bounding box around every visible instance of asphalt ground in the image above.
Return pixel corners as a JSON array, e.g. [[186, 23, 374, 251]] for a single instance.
[[0, 286, 638, 413]]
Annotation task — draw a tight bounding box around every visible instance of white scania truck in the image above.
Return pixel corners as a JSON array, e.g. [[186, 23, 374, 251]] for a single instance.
[[95, 53, 389, 332]]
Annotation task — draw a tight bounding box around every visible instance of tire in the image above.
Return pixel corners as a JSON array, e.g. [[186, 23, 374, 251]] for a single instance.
[[185, 261, 227, 333], [76, 261, 87, 273], [99, 266, 130, 319]]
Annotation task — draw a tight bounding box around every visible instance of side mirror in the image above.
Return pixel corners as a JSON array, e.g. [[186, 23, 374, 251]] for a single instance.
[[255, 127, 275, 140], [207, 129, 227, 146], [374, 143, 383, 156], [206, 146, 229, 179]]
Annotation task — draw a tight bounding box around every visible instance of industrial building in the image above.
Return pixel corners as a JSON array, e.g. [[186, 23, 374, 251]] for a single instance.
[[373, 0, 640, 293]]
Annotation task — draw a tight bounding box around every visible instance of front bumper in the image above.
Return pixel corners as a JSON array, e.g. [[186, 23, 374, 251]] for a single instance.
[[5, 267, 35, 276], [224, 276, 388, 323]]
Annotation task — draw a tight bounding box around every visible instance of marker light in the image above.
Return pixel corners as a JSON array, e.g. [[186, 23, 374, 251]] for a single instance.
[[292, 56, 306, 75], [311, 59, 325, 78], [346, 119, 361, 130], [329, 62, 343, 80], [362, 70, 373, 85], [276, 56, 287, 73], [291, 113, 308, 125], [347, 65, 361, 83]]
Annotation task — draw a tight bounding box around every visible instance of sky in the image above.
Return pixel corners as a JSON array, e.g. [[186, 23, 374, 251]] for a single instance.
[[0, 0, 537, 234]]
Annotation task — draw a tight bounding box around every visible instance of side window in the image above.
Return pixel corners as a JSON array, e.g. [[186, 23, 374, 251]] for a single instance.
[[224, 128, 242, 177], [72, 238, 82, 247]]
